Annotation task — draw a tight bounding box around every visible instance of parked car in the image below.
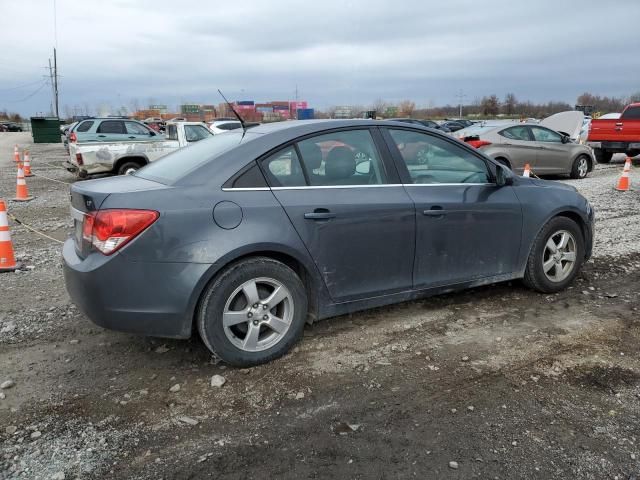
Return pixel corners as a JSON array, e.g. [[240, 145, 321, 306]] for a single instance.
[[0, 124, 7, 132], [208, 120, 243, 134], [388, 118, 451, 133], [445, 119, 476, 128], [63, 119, 594, 367], [65, 121, 212, 176], [587, 102, 640, 162], [1, 122, 23, 132], [463, 120, 595, 178], [69, 118, 162, 144], [440, 120, 466, 132]]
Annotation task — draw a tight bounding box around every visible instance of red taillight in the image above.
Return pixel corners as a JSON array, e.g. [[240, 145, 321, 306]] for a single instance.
[[467, 140, 492, 149], [70, 132, 77, 143], [82, 209, 159, 255], [75, 153, 83, 165]]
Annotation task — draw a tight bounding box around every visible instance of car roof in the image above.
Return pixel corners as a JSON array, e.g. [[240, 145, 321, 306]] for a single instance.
[[249, 119, 427, 136]]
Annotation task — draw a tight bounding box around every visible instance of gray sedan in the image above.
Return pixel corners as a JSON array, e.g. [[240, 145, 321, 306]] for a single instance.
[[465, 124, 595, 179], [63, 120, 594, 367]]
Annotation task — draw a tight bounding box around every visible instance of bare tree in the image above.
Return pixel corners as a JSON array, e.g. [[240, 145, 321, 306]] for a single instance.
[[398, 100, 416, 118], [480, 95, 500, 116], [371, 98, 388, 117], [503, 93, 517, 116]]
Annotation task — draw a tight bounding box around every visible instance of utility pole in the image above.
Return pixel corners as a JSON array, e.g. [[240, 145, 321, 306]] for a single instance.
[[455, 89, 466, 118], [53, 48, 59, 118]]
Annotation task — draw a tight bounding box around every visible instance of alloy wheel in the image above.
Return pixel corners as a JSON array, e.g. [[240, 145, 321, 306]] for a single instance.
[[577, 157, 588, 178], [542, 230, 577, 282], [222, 277, 294, 352]]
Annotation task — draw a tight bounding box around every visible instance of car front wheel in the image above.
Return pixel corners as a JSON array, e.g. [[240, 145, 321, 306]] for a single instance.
[[523, 217, 584, 293], [570, 155, 590, 179], [197, 257, 308, 367]]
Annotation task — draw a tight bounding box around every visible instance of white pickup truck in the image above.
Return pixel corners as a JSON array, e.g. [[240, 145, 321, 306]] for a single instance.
[[65, 122, 213, 177]]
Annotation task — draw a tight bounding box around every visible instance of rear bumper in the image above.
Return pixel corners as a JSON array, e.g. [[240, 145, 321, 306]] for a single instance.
[[62, 239, 210, 339]]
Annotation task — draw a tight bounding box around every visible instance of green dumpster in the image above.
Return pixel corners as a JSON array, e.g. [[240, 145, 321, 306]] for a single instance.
[[30, 117, 61, 143]]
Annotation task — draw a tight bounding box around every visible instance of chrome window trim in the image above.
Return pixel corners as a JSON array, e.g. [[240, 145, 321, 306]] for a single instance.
[[222, 183, 496, 191], [221, 187, 270, 192]]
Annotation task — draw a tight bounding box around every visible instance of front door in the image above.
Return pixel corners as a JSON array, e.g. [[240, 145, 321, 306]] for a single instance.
[[530, 126, 568, 175], [383, 127, 523, 288], [496, 125, 538, 174], [261, 128, 415, 302]]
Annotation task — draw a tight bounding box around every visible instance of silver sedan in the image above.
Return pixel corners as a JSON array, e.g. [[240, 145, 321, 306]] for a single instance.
[[465, 124, 595, 179]]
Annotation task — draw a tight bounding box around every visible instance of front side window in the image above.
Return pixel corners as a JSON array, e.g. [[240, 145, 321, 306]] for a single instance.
[[97, 121, 125, 134], [185, 125, 212, 142], [261, 146, 306, 187], [500, 126, 530, 141], [387, 129, 490, 184], [530, 127, 562, 143], [125, 121, 151, 135], [296, 129, 387, 186]]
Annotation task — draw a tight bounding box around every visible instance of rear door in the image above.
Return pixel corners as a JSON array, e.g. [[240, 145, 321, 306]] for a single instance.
[[261, 128, 415, 302], [382, 127, 522, 288], [95, 120, 127, 142], [495, 125, 538, 173], [530, 126, 569, 174]]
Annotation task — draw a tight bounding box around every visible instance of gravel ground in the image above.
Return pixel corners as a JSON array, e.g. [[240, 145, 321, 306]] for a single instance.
[[1, 133, 639, 479]]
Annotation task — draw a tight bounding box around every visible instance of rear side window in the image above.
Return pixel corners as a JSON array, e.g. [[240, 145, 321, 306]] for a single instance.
[[261, 147, 306, 187], [296, 129, 387, 186], [166, 124, 178, 140], [622, 106, 640, 119], [500, 126, 530, 141], [97, 121, 125, 134], [76, 121, 94, 132]]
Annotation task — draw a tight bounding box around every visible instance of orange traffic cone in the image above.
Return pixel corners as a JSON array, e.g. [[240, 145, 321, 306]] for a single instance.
[[523, 163, 531, 177], [0, 199, 19, 272], [615, 157, 632, 191], [23, 149, 33, 177], [13, 145, 20, 163], [13, 164, 33, 202]]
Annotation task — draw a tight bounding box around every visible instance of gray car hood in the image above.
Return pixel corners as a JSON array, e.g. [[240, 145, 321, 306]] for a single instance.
[[539, 111, 584, 140]]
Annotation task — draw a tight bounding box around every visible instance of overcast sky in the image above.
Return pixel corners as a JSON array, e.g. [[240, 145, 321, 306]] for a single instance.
[[1, 0, 639, 116]]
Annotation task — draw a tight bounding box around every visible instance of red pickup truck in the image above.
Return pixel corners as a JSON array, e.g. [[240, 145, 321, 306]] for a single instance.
[[588, 103, 640, 163]]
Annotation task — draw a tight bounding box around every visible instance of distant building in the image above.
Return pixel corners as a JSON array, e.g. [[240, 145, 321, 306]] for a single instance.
[[149, 104, 168, 114], [333, 106, 353, 119]]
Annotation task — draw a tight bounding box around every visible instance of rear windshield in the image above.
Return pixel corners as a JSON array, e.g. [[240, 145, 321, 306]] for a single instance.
[[135, 131, 245, 184]]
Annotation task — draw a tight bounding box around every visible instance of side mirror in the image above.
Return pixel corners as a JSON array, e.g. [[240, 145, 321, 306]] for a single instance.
[[495, 164, 513, 187], [149, 130, 156, 136]]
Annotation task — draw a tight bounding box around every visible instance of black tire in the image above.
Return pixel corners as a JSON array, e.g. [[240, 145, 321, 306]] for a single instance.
[[569, 155, 590, 179], [117, 161, 143, 175], [523, 216, 584, 293], [594, 149, 612, 164], [197, 257, 308, 367]]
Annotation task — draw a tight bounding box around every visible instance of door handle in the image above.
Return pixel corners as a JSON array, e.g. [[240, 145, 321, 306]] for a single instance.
[[423, 206, 447, 217], [97, 134, 106, 138], [128, 136, 136, 139], [615, 122, 623, 126], [304, 209, 336, 220]]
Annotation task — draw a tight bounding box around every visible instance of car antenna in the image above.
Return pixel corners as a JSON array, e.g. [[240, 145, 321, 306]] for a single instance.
[[217, 89, 246, 136]]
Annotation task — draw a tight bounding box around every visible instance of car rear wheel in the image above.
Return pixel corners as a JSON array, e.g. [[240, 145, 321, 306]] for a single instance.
[[570, 155, 590, 179], [523, 217, 584, 293], [197, 257, 308, 367], [117, 161, 143, 175], [594, 149, 612, 164]]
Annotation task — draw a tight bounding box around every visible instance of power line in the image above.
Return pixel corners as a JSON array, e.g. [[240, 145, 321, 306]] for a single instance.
[[0, 79, 46, 91], [8, 81, 49, 102]]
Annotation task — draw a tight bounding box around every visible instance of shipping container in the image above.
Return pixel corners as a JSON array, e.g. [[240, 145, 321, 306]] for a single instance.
[[290, 101, 308, 111], [236, 100, 255, 106], [270, 101, 289, 107], [296, 108, 314, 120], [273, 105, 289, 111], [256, 106, 273, 113]]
